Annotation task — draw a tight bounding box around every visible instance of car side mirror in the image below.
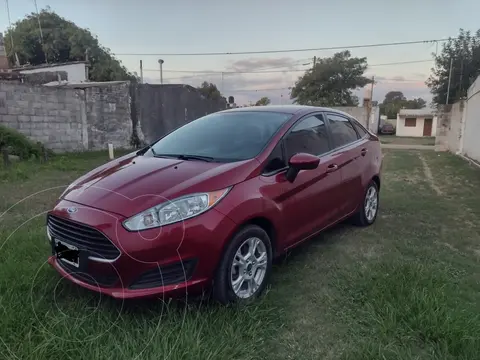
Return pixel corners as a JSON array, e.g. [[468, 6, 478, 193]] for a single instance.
[[285, 153, 320, 182]]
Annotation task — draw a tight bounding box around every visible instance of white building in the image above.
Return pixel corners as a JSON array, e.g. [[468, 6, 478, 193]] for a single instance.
[[396, 109, 437, 137], [15, 61, 88, 82]]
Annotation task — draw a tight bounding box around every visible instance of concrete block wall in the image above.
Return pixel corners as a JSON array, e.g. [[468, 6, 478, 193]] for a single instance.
[[132, 84, 227, 143], [434, 105, 451, 151], [0, 82, 133, 152], [1, 81, 230, 153], [84, 82, 132, 150], [445, 101, 465, 153], [463, 76, 480, 162], [434, 76, 480, 162], [0, 82, 86, 151]]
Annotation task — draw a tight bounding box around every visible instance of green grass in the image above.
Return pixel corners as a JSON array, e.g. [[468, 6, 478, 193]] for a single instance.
[[380, 135, 436, 146], [1, 149, 480, 359]]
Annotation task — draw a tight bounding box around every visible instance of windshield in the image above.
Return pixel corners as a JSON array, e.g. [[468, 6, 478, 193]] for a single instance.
[[149, 111, 291, 162]]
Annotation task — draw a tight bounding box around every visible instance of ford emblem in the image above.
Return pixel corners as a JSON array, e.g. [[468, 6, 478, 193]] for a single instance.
[[67, 207, 78, 214]]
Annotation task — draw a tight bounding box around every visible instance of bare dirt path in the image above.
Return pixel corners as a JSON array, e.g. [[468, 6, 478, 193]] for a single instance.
[[381, 143, 435, 150]]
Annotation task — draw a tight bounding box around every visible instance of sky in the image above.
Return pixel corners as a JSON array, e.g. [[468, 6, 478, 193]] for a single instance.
[[1, 0, 480, 106]]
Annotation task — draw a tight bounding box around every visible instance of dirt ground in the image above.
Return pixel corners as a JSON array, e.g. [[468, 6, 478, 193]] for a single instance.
[[379, 135, 436, 146]]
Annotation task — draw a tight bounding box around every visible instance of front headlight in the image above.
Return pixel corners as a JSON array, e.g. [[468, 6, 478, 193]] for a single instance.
[[123, 187, 231, 231]]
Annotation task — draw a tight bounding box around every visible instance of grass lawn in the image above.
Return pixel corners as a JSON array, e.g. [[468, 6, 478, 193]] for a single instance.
[[1, 149, 480, 359], [380, 135, 436, 146]]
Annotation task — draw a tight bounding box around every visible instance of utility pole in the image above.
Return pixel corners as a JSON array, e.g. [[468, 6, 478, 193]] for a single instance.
[[446, 57, 453, 105], [365, 76, 375, 131], [370, 76, 375, 103], [369, 76, 375, 131], [158, 59, 164, 84], [33, 0, 47, 64], [313, 56, 316, 68], [459, 53, 464, 95], [85, 49, 89, 80], [140, 60, 144, 84]]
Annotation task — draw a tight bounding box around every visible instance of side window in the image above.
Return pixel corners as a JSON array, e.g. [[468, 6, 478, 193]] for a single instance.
[[351, 119, 368, 138], [326, 114, 359, 148], [263, 143, 286, 174], [284, 114, 330, 159]]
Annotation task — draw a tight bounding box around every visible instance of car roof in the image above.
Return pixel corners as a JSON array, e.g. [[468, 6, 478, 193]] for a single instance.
[[219, 105, 356, 118]]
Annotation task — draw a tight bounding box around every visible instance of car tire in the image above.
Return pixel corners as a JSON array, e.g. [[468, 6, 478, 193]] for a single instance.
[[352, 180, 379, 226], [213, 225, 273, 305]]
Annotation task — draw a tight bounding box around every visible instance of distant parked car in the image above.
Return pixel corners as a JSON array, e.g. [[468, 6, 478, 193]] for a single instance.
[[380, 123, 396, 135], [46, 106, 382, 304]]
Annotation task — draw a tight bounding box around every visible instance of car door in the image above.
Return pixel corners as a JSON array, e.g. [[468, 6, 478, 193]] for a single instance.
[[324, 113, 366, 216], [259, 113, 344, 249]]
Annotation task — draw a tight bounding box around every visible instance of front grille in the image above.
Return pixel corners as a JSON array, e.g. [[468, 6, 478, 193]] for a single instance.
[[129, 259, 197, 289], [47, 215, 120, 260], [57, 260, 118, 287]]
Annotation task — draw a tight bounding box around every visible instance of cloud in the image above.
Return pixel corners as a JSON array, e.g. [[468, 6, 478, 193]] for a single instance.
[[361, 81, 432, 104], [145, 59, 432, 107], [413, 73, 427, 78], [391, 75, 406, 82], [228, 57, 302, 71]]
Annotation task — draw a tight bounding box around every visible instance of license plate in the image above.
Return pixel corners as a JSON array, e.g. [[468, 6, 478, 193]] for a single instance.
[[54, 239, 80, 268]]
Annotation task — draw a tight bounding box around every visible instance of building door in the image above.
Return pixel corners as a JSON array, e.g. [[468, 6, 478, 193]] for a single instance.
[[423, 118, 433, 136]]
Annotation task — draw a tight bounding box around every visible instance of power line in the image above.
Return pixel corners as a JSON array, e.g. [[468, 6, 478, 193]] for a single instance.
[[161, 74, 426, 84], [143, 59, 433, 75], [369, 59, 432, 67], [145, 68, 305, 74], [143, 59, 313, 75], [115, 38, 445, 56], [182, 77, 428, 93], [245, 59, 312, 71], [4, 0, 14, 48]]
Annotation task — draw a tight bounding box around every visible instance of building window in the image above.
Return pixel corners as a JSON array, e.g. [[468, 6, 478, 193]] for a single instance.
[[405, 118, 417, 127]]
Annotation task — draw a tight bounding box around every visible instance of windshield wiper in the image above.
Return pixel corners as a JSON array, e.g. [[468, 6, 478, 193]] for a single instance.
[[153, 154, 215, 162]]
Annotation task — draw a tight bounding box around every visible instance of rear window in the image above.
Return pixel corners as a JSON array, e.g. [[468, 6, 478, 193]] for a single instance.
[[150, 111, 291, 162], [353, 120, 368, 137]]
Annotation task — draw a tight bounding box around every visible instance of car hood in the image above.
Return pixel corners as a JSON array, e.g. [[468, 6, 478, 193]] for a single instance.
[[62, 152, 258, 217]]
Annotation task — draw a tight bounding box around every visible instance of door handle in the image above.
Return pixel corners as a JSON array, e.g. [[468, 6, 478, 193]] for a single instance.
[[326, 164, 338, 173], [360, 148, 367, 156]]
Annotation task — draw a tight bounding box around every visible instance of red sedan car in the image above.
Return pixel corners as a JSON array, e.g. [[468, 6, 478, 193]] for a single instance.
[[47, 106, 382, 304]]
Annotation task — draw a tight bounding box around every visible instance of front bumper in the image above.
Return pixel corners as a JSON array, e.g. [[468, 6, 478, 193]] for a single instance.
[[47, 199, 237, 299]]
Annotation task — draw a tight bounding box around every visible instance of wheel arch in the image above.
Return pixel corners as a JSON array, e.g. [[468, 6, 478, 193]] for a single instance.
[[216, 215, 278, 273], [372, 174, 381, 190], [240, 217, 277, 255]]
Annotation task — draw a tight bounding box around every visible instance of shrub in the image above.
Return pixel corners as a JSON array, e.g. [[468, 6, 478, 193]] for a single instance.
[[0, 125, 46, 160]]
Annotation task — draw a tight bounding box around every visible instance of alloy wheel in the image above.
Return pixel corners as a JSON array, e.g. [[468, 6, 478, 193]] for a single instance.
[[230, 237, 268, 299], [364, 186, 378, 222]]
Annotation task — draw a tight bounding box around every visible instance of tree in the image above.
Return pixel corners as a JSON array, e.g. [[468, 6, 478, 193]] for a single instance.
[[4, 9, 135, 82], [197, 81, 222, 100], [290, 51, 371, 106], [426, 29, 480, 105], [383, 91, 405, 104], [379, 91, 427, 118], [255, 97, 271, 106]]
